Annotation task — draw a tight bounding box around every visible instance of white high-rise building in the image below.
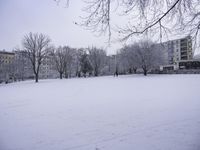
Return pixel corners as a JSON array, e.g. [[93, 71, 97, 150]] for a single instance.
[[162, 36, 193, 65]]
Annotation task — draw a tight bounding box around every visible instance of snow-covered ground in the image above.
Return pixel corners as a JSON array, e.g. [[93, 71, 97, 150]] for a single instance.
[[0, 75, 200, 150]]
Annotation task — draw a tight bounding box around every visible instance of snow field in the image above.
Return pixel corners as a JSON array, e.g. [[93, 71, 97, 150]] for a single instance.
[[0, 75, 200, 150]]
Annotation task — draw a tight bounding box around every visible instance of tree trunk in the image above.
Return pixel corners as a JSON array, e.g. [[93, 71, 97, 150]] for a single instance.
[[94, 68, 98, 76], [129, 68, 132, 74], [35, 73, 39, 83], [143, 68, 147, 76], [35, 64, 40, 83], [78, 72, 81, 77], [133, 68, 137, 74], [65, 73, 68, 78], [59, 72, 63, 79], [64, 70, 68, 78], [94, 72, 98, 76]]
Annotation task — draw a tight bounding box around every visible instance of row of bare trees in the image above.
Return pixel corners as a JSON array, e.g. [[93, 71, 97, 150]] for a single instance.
[[50, 46, 75, 79], [117, 40, 166, 76], [50, 46, 108, 79], [20, 32, 109, 82], [0, 32, 166, 83]]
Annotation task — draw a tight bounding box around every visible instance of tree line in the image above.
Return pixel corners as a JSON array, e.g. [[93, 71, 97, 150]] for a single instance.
[[0, 32, 166, 83]]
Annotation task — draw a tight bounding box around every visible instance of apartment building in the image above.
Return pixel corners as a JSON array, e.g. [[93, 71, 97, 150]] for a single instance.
[[174, 36, 193, 63], [40, 55, 58, 79], [0, 50, 15, 65], [163, 36, 193, 65], [14, 51, 34, 79], [0, 50, 59, 82], [0, 50, 15, 82], [15, 51, 58, 79], [160, 36, 194, 71]]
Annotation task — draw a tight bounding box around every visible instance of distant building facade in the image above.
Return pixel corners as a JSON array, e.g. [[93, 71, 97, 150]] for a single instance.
[[162, 36, 193, 65], [0, 50, 15, 65], [160, 36, 195, 71], [14, 51, 34, 80], [39, 55, 58, 79], [0, 50, 59, 83], [0, 50, 15, 82]]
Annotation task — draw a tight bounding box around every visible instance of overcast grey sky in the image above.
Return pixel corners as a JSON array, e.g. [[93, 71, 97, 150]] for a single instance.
[[1, 0, 199, 55], [0, 0, 123, 54]]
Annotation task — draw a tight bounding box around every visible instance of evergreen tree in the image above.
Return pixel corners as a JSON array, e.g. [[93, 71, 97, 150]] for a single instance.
[[80, 52, 93, 77]]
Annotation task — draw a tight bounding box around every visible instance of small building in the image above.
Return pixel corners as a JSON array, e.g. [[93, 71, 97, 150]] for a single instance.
[[177, 60, 200, 69], [160, 64, 178, 71]]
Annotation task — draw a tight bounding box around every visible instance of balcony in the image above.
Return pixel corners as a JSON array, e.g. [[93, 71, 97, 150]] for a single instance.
[[181, 52, 187, 56], [181, 56, 188, 60]]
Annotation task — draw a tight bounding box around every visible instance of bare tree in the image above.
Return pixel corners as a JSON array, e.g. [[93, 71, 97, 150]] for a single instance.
[[51, 46, 66, 79], [135, 40, 164, 76], [58, 0, 200, 47], [13, 50, 27, 81], [22, 32, 51, 82], [88, 47, 107, 76], [119, 45, 140, 74], [75, 48, 85, 77], [63, 46, 76, 78], [106, 55, 117, 75]]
